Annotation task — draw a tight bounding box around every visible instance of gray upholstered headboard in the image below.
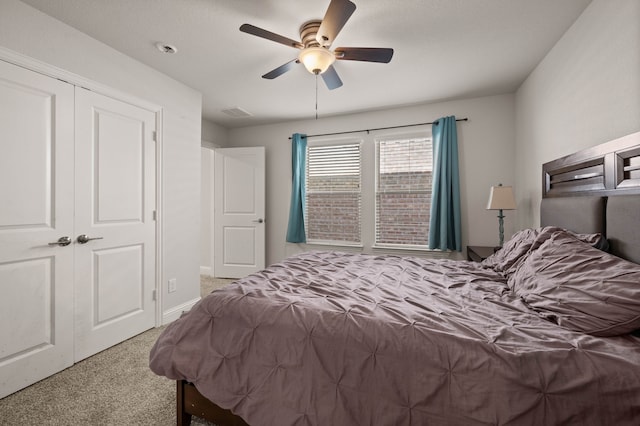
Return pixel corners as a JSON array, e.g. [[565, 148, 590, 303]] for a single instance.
[[606, 195, 640, 265], [540, 195, 640, 264], [540, 196, 605, 235], [541, 131, 640, 265]]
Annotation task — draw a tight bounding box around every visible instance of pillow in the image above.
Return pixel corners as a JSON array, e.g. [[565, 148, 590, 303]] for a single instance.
[[570, 230, 610, 252], [509, 231, 640, 337], [482, 227, 607, 275], [481, 228, 540, 272]]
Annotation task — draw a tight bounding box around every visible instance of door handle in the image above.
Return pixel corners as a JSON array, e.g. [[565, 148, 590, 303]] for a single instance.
[[77, 234, 104, 244], [252, 218, 264, 223], [48, 236, 72, 246]]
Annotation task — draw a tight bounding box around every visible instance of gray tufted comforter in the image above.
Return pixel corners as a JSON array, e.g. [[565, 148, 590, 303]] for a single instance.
[[149, 250, 640, 425]]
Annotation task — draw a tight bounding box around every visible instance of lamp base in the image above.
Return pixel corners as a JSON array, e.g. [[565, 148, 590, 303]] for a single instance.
[[497, 209, 505, 247]]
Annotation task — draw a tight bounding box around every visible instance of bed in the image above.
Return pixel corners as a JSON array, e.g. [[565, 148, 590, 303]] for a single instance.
[[150, 131, 640, 425]]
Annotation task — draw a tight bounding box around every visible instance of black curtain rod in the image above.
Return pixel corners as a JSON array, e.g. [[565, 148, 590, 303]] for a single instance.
[[288, 118, 468, 140]]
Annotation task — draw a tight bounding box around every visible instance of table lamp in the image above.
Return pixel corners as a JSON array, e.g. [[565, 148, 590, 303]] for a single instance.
[[486, 184, 516, 247]]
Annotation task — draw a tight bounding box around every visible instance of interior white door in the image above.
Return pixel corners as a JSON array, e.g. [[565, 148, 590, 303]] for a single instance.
[[0, 60, 75, 398], [214, 147, 265, 278], [73, 88, 157, 361]]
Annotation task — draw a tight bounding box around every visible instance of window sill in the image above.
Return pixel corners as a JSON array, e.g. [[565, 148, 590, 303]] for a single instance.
[[304, 240, 364, 249], [372, 244, 452, 258], [298, 242, 453, 259]]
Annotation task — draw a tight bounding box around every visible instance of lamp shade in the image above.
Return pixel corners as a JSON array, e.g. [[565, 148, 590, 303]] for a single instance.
[[486, 185, 516, 210], [298, 47, 336, 75]]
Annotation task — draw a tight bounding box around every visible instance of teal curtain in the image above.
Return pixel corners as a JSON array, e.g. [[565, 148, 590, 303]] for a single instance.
[[286, 133, 307, 243], [428, 116, 462, 251]]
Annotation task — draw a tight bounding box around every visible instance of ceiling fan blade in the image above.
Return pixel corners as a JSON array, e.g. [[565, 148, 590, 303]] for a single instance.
[[334, 47, 394, 63], [316, 0, 356, 47], [240, 24, 303, 49], [321, 65, 343, 90], [262, 59, 299, 80]]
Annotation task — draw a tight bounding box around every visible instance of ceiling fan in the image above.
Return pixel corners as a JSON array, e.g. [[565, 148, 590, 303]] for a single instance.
[[239, 0, 394, 90]]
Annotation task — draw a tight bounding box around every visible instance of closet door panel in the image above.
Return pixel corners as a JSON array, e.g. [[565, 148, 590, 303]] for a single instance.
[[74, 88, 157, 362], [0, 79, 54, 227], [94, 110, 144, 222], [0, 59, 74, 399]]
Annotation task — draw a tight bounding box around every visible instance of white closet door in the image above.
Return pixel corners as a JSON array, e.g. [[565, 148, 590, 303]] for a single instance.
[[73, 88, 157, 361], [0, 60, 75, 398]]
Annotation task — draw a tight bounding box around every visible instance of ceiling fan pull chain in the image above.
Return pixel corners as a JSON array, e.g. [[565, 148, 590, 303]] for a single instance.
[[315, 73, 319, 120]]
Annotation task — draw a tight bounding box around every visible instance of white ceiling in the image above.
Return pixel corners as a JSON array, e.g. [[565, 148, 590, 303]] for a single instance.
[[21, 0, 592, 128]]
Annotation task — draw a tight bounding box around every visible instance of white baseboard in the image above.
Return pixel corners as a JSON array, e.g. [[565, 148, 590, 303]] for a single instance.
[[200, 266, 212, 276], [162, 297, 201, 325]]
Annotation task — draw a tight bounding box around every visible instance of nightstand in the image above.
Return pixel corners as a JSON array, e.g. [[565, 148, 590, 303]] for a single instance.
[[467, 246, 496, 262]]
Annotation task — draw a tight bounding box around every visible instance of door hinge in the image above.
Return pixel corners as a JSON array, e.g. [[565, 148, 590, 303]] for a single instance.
[[152, 210, 157, 221], [152, 130, 157, 141], [152, 289, 157, 301]]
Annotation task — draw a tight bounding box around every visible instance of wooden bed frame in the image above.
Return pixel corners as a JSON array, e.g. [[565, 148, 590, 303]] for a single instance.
[[543, 131, 640, 197], [176, 131, 640, 426], [177, 380, 248, 426]]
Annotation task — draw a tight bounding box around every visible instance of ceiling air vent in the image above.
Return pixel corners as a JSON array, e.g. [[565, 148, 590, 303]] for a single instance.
[[221, 107, 253, 118]]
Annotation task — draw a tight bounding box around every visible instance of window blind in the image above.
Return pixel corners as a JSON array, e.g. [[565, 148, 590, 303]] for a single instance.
[[306, 143, 361, 243]]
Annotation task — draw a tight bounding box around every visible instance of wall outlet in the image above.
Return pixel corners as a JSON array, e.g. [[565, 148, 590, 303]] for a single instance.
[[168, 278, 177, 293]]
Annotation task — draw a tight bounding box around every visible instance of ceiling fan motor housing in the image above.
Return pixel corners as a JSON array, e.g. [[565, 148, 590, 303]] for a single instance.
[[299, 20, 324, 48]]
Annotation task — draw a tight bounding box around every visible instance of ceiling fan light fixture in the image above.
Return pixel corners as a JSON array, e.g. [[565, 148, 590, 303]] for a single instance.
[[298, 47, 335, 75]]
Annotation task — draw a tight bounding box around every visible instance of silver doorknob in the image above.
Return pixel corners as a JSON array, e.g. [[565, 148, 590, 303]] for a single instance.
[[48, 236, 72, 246], [77, 234, 104, 244], [252, 218, 264, 223]]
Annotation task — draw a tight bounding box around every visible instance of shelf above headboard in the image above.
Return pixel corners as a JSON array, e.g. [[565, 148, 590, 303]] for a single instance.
[[543, 131, 640, 198]]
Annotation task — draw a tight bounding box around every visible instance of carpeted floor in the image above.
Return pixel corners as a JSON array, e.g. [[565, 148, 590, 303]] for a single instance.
[[0, 276, 235, 426]]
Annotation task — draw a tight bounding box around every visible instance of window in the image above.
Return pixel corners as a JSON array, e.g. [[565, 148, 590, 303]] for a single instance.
[[375, 135, 432, 248], [305, 142, 361, 244], [302, 133, 432, 251]]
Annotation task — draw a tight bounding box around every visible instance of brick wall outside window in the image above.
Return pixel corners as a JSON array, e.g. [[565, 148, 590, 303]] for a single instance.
[[376, 171, 432, 245], [376, 136, 432, 247], [307, 191, 360, 242]]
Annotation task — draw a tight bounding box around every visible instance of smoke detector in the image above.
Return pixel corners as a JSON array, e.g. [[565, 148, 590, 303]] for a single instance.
[[156, 43, 178, 54]]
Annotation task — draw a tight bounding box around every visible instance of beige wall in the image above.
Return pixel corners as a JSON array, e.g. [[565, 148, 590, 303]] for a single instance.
[[202, 120, 228, 148], [515, 0, 640, 229], [227, 94, 516, 266], [200, 121, 228, 275], [200, 148, 213, 274]]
